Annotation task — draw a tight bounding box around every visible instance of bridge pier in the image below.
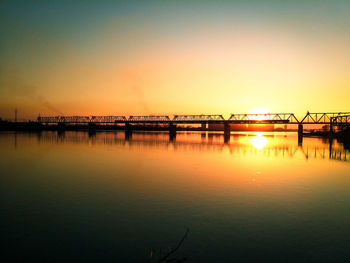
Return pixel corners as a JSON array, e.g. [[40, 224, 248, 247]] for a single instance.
[[125, 122, 132, 140], [57, 123, 65, 139], [298, 123, 303, 145], [125, 130, 132, 140], [329, 136, 333, 159], [169, 132, 176, 142], [88, 122, 96, 130], [88, 122, 96, 136], [57, 122, 66, 131], [224, 122, 230, 143], [169, 123, 176, 141], [169, 122, 176, 135], [329, 123, 334, 138], [298, 135, 303, 146], [328, 123, 334, 150], [298, 123, 303, 134], [57, 123, 66, 137]]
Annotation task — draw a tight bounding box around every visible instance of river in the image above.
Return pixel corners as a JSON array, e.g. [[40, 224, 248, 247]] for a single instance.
[[1, 131, 349, 262]]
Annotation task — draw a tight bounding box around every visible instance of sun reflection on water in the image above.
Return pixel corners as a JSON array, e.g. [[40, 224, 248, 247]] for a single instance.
[[250, 133, 268, 150]]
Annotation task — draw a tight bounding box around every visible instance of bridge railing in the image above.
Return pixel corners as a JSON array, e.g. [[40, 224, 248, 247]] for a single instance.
[[36, 112, 350, 125], [228, 113, 299, 123], [301, 112, 350, 124], [128, 115, 171, 121], [38, 116, 60, 123], [38, 116, 91, 123], [38, 116, 126, 123], [60, 116, 90, 123], [331, 115, 350, 125], [173, 115, 225, 121], [91, 116, 127, 122]]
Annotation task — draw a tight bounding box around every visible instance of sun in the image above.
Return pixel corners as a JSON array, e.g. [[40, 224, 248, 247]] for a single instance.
[[248, 108, 271, 120], [249, 108, 271, 115]]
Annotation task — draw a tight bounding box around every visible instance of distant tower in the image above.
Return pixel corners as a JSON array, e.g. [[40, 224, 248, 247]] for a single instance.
[[15, 108, 17, 122]]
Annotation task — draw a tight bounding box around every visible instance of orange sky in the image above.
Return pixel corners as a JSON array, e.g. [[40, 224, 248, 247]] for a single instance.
[[0, 1, 349, 120]]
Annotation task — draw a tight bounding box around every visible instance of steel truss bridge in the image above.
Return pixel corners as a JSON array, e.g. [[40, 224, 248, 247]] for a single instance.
[[38, 112, 350, 126]]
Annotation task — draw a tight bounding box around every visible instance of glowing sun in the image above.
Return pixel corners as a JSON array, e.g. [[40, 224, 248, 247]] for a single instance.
[[249, 108, 271, 115], [248, 108, 272, 121]]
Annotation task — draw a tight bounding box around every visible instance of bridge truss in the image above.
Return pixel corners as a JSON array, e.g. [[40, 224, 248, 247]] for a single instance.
[[38, 116, 126, 123], [331, 115, 350, 126], [228, 113, 299, 124], [36, 112, 350, 126], [38, 116, 90, 123], [301, 112, 350, 124], [91, 116, 127, 123], [128, 115, 171, 122], [173, 115, 225, 122]]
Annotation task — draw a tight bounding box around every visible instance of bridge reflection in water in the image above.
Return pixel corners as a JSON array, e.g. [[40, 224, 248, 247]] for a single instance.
[[27, 131, 350, 162]]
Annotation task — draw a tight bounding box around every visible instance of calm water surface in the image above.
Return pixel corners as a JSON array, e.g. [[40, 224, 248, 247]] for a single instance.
[[1, 131, 350, 262]]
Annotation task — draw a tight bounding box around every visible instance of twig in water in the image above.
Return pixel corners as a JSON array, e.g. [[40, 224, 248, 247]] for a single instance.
[[157, 228, 189, 263]]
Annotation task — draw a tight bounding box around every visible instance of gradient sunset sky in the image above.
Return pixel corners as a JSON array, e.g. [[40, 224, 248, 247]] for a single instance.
[[1, 0, 349, 119]]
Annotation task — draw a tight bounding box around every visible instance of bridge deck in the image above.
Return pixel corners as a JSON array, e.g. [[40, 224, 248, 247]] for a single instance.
[[37, 112, 350, 126]]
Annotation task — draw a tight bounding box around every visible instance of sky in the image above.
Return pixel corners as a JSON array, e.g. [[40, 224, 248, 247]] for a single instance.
[[0, 0, 349, 120]]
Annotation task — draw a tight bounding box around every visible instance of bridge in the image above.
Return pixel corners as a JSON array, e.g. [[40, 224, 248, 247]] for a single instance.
[[37, 112, 350, 124], [37, 112, 350, 143]]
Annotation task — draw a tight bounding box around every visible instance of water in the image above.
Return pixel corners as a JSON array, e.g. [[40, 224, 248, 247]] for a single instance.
[[1, 131, 350, 262]]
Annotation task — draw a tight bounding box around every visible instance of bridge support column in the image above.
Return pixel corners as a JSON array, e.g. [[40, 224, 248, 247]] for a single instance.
[[88, 122, 96, 136], [169, 122, 176, 134], [88, 122, 96, 131], [224, 122, 230, 143], [328, 123, 334, 150], [169, 132, 176, 142], [329, 136, 333, 159], [57, 122, 65, 130], [298, 123, 303, 134], [169, 123, 176, 141], [125, 122, 132, 140], [298, 123, 303, 146], [57, 123, 66, 137], [201, 122, 207, 130], [57, 123, 65, 139], [329, 123, 334, 137]]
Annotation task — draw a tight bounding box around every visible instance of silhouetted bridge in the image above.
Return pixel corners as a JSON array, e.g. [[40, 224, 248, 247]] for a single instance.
[[37, 112, 350, 143], [38, 112, 350, 124]]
